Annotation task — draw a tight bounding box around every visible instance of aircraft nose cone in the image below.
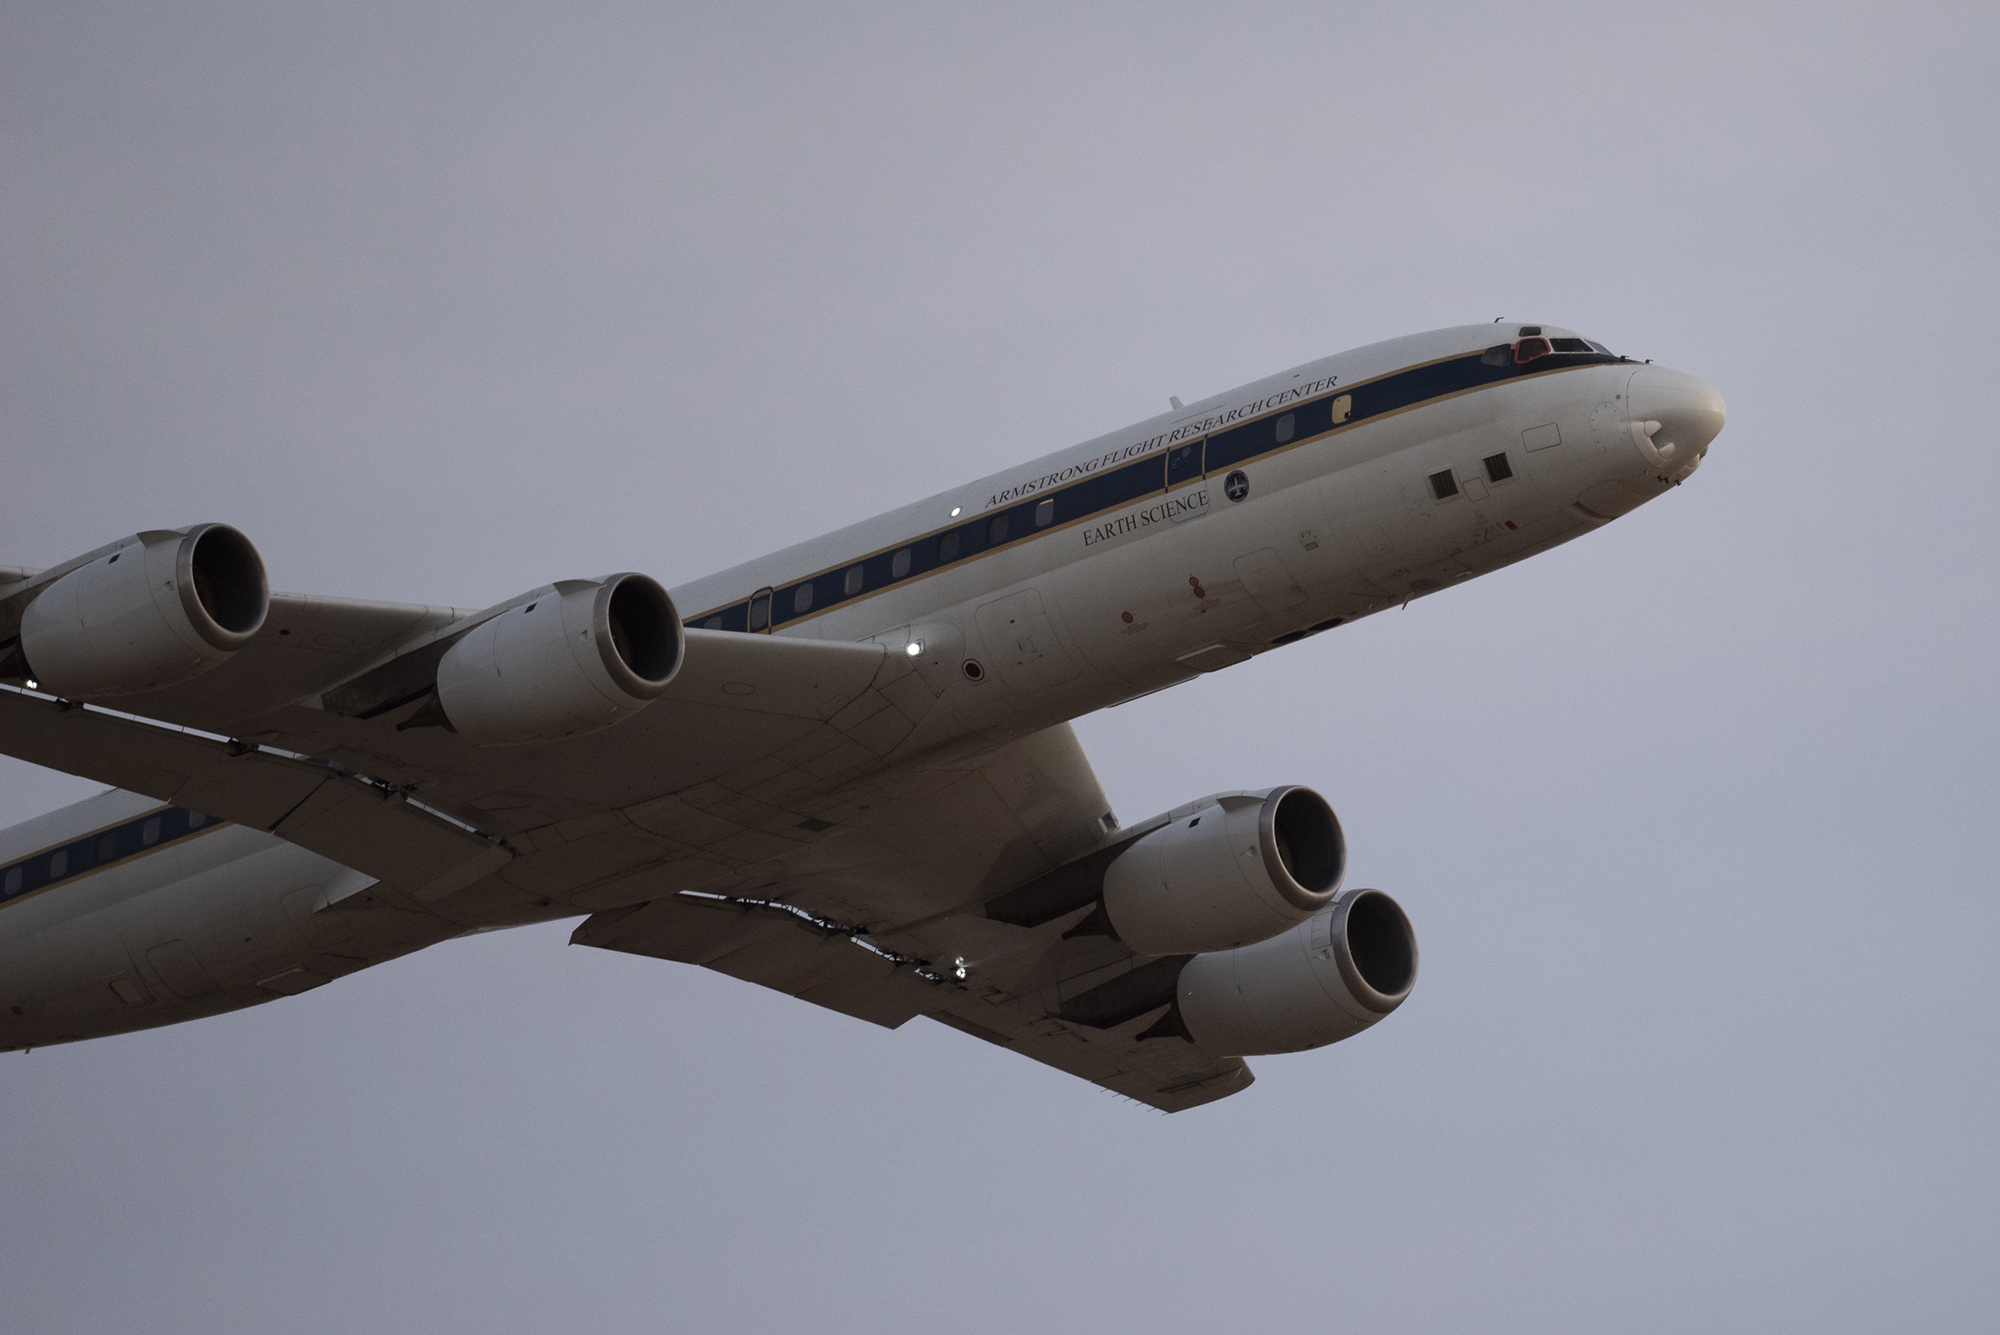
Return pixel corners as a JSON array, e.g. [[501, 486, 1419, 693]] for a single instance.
[[1626, 365, 1726, 472]]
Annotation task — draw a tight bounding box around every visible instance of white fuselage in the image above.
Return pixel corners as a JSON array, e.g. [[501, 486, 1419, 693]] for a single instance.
[[0, 321, 1725, 1049]]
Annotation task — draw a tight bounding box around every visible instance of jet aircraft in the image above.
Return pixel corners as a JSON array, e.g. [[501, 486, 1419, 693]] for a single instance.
[[0, 322, 1723, 1110]]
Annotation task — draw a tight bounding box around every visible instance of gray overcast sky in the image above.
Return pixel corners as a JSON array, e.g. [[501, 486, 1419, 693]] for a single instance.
[[3, 3, 1997, 1331]]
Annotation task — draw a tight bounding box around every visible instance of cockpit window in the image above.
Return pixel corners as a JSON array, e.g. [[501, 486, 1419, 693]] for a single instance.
[[1485, 333, 1616, 368]]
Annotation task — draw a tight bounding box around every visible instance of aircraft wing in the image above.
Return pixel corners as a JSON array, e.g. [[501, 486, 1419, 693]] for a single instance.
[[0, 585, 1252, 1112], [568, 719, 1253, 1112]]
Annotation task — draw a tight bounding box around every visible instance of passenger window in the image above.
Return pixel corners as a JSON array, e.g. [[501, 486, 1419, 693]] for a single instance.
[[1484, 452, 1514, 482], [1034, 498, 1054, 529], [1275, 413, 1295, 444], [3, 866, 19, 896], [1167, 441, 1203, 485], [988, 513, 1009, 545], [843, 565, 864, 597], [1429, 469, 1459, 500], [937, 531, 961, 563], [748, 589, 772, 631], [793, 584, 814, 614], [891, 548, 912, 579], [142, 817, 161, 846], [49, 849, 67, 879]]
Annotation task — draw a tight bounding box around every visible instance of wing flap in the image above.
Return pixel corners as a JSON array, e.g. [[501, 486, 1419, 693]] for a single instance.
[[925, 989, 1254, 1112], [577, 896, 1253, 1112], [0, 688, 509, 911], [573, 892, 939, 1029]]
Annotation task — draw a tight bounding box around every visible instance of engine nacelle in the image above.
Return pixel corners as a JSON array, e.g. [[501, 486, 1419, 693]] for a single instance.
[[1178, 888, 1418, 1056], [1101, 786, 1345, 955], [436, 572, 682, 745], [18, 524, 268, 698]]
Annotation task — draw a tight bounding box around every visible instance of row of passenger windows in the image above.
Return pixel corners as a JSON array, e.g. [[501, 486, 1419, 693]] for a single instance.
[[1428, 452, 1515, 500], [697, 347, 1603, 632], [722, 496, 1069, 628], [1, 807, 213, 901], [732, 418, 1327, 631]]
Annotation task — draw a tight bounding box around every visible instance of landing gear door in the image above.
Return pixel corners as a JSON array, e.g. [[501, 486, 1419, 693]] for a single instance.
[[1165, 439, 1212, 524]]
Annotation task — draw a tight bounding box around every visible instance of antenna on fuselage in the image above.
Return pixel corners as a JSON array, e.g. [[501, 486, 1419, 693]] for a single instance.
[[1169, 396, 1184, 411]]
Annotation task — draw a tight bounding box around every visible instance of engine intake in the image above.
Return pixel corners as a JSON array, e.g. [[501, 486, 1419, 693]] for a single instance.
[[1177, 888, 1418, 1056], [1100, 786, 1345, 955], [436, 572, 682, 745], [18, 524, 268, 698]]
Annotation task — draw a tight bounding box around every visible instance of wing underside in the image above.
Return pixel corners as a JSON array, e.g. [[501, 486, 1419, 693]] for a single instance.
[[0, 584, 1256, 1111]]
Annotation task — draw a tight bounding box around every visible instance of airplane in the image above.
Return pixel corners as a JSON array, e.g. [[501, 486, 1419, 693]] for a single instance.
[[0, 321, 1724, 1111]]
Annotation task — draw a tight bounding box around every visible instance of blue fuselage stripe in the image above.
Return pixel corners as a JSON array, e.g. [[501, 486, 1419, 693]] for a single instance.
[[0, 806, 225, 907], [693, 347, 1617, 631]]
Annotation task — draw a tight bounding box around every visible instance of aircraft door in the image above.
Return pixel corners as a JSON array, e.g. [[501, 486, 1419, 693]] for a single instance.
[[1165, 440, 1212, 524]]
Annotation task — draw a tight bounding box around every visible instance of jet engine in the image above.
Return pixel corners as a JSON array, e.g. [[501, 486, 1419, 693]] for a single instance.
[[17, 524, 268, 698], [1177, 887, 1418, 1056], [435, 573, 682, 745], [1100, 786, 1345, 955]]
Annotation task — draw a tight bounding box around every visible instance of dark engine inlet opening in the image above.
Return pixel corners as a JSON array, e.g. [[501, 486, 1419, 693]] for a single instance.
[[607, 576, 679, 685], [1346, 891, 1416, 997], [1271, 788, 1345, 895], [188, 526, 267, 635]]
